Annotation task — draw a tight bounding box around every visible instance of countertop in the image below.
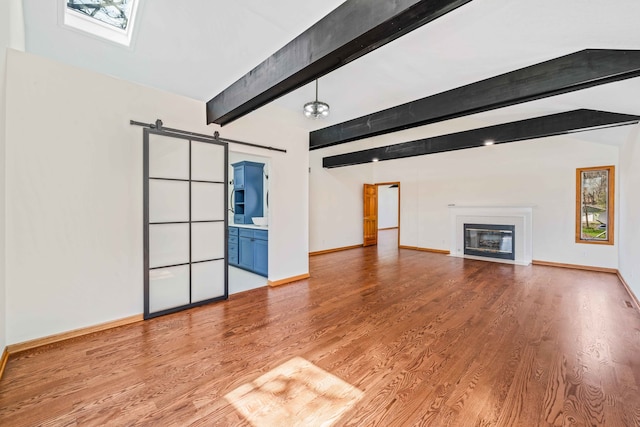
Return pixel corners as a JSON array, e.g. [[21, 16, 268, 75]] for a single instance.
[[229, 223, 268, 230]]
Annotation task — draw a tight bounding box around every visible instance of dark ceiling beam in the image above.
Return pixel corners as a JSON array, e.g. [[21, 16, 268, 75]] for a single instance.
[[311, 49, 640, 150], [322, 109, 640, 168], [206, 0, 474, 126]]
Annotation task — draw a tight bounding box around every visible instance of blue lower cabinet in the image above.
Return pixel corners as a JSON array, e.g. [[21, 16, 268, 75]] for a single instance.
[[228, 227, 239, 265], [253, 238, 268, 276], [228, 243, 239, 265], [228, 226, 268, 277], [238, 235, 254, 270]]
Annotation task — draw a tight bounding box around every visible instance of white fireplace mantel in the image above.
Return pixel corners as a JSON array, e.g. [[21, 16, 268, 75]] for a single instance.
[[448, 205, 534, 265]]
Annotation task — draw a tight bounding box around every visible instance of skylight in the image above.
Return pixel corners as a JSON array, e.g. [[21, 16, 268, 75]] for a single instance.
[[63, 0, 140, 46]]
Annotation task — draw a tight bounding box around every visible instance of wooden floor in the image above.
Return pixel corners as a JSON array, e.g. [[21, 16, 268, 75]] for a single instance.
[[1, 230, 640, 426]]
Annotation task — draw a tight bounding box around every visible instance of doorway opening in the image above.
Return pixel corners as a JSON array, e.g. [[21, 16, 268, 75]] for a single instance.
[[228, 151, 270, 295], [363, 182, 400, 248]]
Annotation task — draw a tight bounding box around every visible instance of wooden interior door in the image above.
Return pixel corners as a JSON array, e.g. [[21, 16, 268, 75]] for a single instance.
[[363, 184, 378, 247]]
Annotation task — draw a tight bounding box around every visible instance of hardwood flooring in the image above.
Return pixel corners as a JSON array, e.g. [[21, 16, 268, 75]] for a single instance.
[[1, 230, 639, 426]]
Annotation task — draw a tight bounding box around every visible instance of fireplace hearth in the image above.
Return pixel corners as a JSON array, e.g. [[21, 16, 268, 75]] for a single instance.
[[464, 223, 515, 260]]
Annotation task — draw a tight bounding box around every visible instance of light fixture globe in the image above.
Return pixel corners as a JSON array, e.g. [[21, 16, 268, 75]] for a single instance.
[[303, 79, 330, 119], [303, 100, 330, 119]]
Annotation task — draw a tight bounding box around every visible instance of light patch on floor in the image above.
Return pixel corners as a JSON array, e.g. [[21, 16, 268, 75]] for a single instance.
[[225, 357, 363, 426]]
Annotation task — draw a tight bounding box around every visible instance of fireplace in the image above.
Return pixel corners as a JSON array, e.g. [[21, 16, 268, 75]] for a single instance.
[[449, 205, 532, 265], [464, 223, 515, 260]]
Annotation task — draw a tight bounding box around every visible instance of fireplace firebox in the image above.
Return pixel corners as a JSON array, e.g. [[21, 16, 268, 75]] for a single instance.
[[464, 223, 515, 260]]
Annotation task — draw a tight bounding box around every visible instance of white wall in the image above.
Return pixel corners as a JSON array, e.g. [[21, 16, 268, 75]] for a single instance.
[[309, 155, 373, 251], [1, 0, 25, 352], [378, 185, 398, 229], [5, 50, 309, 344], [0, 1, 9, 354], [310, 127, 621, 269], [619, 124, 640, 301]]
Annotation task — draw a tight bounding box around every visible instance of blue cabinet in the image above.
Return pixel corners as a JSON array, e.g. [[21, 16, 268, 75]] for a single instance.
[[228, 227, 239, 265], [228, 226, 268, 277], [232, 161, 264, 224], [253, 235, 268, 276], [238, 229, 254, 270]]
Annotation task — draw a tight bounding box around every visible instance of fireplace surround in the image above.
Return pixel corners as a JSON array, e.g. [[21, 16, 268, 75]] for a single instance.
[[449, 205, 533, 265]]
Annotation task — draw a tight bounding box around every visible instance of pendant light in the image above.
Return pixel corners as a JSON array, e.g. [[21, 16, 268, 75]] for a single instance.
[[303, 79, 330, 119]]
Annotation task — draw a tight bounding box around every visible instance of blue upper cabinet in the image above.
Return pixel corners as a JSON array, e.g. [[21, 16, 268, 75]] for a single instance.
[[232, 161, 264, 224]]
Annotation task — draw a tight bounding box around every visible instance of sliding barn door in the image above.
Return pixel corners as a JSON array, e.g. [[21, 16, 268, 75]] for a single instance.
[[144, 129, 228, 319]]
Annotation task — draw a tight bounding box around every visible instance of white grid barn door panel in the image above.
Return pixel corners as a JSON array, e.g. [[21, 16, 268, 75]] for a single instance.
[[144, 129, 228, 319]]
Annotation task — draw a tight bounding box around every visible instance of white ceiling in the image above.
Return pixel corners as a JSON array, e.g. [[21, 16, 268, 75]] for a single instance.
[[22, 0, 640, 138]]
